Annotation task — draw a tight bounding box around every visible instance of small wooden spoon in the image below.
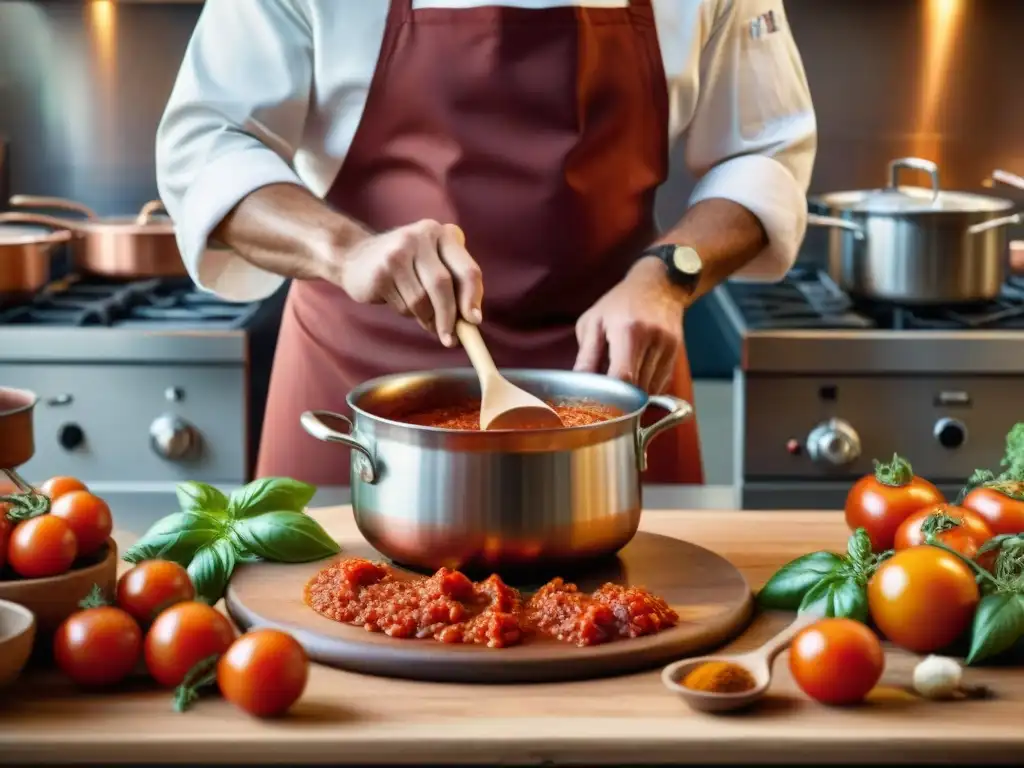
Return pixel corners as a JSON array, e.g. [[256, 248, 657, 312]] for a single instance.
[[661, 612, 820, 713], [455, 320, 563, 431]]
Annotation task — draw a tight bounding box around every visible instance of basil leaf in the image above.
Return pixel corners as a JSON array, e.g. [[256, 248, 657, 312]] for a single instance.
[[226, 477, 316, 520], [188, 538, 237, 605], [799, 575, 869, 623], [232, 510, 340, 562], [756, 551, 844, 610], [176, 482, 229, 518], [122, 512, 221, 566], [847, 528, 872, 565], [966, 593, 1024, 665]]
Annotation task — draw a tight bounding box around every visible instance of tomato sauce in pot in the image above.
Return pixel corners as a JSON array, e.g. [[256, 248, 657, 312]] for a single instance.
[[305, 557, 678, 648], [402, 400, 620, 430]]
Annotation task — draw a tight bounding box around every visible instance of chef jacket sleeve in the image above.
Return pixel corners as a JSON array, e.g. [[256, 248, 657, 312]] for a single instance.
[[682, 0, 817, 281], [155, 0, 312, 302]]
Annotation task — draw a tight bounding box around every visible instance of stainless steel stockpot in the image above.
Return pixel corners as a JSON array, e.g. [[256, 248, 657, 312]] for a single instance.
[[807, 157, 1021, 304], [300, 368, 694, 573]]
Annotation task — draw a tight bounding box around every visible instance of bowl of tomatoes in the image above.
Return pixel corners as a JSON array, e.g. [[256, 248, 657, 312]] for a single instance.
[[0, 476, 118, 637]]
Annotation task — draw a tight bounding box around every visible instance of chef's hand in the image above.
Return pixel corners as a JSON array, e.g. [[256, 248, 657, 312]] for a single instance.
[[338, 220, 483, 347], [573, 259, 684, 394]]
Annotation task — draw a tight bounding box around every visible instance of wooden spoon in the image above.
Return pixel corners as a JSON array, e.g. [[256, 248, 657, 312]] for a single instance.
[[455, 320, 563, 430], [661, 612, 820, 713]]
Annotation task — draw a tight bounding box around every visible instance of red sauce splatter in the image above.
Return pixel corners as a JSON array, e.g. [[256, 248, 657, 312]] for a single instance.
[[402, 400, 619, 430], [304, 557, 678, 648]]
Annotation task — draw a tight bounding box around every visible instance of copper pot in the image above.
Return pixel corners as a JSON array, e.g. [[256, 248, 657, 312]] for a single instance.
[[0, 196, 187, 278], [0, 223, 71, 293], [0, 387, 37, 470]]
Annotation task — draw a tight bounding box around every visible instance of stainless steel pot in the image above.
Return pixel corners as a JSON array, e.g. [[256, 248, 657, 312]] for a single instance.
[[300, 368, 694, 573], [0, 195, 187, 278], [0, 223, 70, 293], [807, 157, 1021, 304]]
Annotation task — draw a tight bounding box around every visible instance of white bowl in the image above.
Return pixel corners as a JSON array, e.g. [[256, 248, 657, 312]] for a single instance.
[[0, 599, 36, 688]]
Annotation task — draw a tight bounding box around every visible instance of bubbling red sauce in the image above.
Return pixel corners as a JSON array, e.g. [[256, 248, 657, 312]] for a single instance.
[[402, 400, 620, 430], [304, 557, 678, 648]]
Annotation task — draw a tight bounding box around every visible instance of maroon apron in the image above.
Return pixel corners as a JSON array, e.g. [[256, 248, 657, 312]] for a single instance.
[[257, 0, 704, 485]]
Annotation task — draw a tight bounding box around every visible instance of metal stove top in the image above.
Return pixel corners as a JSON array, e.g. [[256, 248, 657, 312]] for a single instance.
[[709, 268, 1024, 374]]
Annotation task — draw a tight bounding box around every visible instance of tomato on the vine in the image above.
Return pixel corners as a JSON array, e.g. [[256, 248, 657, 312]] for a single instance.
[[54, 607, 142, 687], [7, 514, 78, 578], [144, 601, 236, 687], [50, 490, 112, 557], [894, 504, 993, 558], [217, 629, 309, 717], [788, 618, 884, 705], [962, 481, 1024, 536], [117, 560, 195, 625], [844, 454, 945, 551], [40, 476, 89, 501], [868, 546, 978, 653]]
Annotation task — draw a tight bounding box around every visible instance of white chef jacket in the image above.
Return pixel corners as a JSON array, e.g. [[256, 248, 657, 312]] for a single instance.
[[156, 0, 817, 303]]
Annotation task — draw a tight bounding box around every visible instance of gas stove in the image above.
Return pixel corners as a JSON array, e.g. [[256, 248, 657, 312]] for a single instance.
[[708, 267, 1024, 511], [0, 275, 285, 525]]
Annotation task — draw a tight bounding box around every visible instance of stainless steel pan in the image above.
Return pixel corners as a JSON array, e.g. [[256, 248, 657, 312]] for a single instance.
[[0, 195, 187, 278], [807, 157, 1021, 304]]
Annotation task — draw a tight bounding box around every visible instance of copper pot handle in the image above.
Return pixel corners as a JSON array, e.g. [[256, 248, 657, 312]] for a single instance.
[[0, 211, 82, 235], [136, 200, 168, 225], [8, 195, 98, 220]]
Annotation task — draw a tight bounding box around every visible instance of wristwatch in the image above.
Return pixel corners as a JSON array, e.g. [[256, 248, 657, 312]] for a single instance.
[[641, 244, 703, 296]]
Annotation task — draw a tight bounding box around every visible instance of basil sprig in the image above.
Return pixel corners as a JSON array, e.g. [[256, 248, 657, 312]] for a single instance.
[[757, 528, 890, 623], [124, 477, 338, 604]]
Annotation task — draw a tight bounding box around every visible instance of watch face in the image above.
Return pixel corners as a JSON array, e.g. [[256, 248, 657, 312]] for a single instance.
[[671, 246, 702, 276]]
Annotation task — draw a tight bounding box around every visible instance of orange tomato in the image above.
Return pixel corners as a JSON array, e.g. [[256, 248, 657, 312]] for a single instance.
[[144, 602, 236, 688], [868, 546, 979, 653], [962, 483, 1024, 536], [894, 504, 992, 558], [54, 607, 142, 687], [117, 560, 195, 625], [39, 476, 89, 501], [218, 630, 309, 717], [788, 618, 884, 705], [50, 491, 112, 557], [844, 455, 944, 551], [7, 515, 77, 578]]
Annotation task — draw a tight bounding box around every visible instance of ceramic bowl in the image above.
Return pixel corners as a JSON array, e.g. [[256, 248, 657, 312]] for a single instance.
[[0, 539, 118, 637], [0, 599, 36, 687]]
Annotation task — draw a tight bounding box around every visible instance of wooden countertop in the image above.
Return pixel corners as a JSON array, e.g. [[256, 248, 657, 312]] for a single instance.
[[2, 508, 1022, 765]]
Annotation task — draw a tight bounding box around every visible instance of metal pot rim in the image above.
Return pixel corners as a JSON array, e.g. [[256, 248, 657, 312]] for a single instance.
[[812, 186, 1016, 215], [0, 223, 72, 246]]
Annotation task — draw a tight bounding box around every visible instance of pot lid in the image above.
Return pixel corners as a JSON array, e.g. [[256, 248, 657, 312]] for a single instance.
[[814, 157, 1016, 214], [0, 223, 72, 246]]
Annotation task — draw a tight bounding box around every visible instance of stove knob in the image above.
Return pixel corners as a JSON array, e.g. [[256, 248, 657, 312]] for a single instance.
[[58, 423, 85, 451], [149, 415, 198, 460], [934, 418, 967, 449], [807, 418, 862, 467]]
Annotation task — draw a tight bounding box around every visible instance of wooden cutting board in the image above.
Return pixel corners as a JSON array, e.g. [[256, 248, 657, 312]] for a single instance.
[[224, 531, 753, 684]]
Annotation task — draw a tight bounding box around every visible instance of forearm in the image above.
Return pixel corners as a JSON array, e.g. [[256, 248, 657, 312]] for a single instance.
[[212, 183, 371, 283], [630, 198, 768, 308]]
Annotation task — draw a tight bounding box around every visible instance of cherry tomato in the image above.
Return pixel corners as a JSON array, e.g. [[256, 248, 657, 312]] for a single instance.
[[54, 607, 142, 686], [145, 601, 236, 687], [50, 491, 112, 557], [894, 504, 993, 558], [788, 618, 884, 705], [868, 546, 979, 653], [117, 560, 195, 625], [7, 514, 77, 578], [962, 482, 1024, 536], [845, 454, 945, 552], [39, 476, 89, 501], [218, 629, 309, 717]]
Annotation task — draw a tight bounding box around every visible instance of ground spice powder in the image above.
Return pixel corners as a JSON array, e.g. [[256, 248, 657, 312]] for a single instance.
[[681, 661, 757, 694]]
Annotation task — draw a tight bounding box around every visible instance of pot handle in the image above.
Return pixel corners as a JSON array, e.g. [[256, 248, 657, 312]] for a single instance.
[[0, 211, 82, 233], [636, 395, 695, 472], [968, 213, 1023, 236], [299, 410, 378, 484], [888, 157, 940, 201], [806, 213, 867, 240], [136, 200, 169, 225], [992, 169, 1024, 192], [8, 195, 98, 220]]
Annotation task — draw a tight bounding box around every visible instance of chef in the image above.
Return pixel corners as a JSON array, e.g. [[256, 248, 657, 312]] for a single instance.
[[156, 0, 816, 485]]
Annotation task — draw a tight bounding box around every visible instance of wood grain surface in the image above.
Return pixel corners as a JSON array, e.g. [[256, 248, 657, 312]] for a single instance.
[[1, 507, 1023, 765], [225, 532, 753, 683]]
